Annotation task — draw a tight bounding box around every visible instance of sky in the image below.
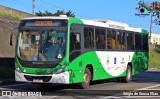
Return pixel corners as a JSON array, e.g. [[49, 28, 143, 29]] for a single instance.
[[0, 0, 160, 34]]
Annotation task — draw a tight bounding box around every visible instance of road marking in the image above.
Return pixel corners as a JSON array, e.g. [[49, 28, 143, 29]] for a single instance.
[[137, 84, 160, 90]]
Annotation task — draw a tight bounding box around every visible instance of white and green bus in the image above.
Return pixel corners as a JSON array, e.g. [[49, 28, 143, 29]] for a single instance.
[[14, 16, 148, 89]]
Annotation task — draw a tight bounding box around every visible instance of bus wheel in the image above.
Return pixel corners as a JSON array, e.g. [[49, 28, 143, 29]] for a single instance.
[[122, 65, 132, 83], [79, 68, 91, 89]]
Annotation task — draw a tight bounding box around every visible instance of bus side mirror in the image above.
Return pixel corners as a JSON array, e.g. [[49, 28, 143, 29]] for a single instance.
[[10, 33, 13, 46], [9, 28, 18, 46]]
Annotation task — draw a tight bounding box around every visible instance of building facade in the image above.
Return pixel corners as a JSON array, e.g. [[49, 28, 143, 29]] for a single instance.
[[150, 33, 160, 45]]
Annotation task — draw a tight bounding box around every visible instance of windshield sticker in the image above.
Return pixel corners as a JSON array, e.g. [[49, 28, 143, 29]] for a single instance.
[[22, 44, 30, 49], [57, 54, 62, 59], [36, 35, 40, 40]]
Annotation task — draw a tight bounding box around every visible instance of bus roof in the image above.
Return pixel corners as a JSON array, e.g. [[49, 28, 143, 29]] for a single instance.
[[21, 16, 148, 33], [81, 19, 147, 33], [22, 16, 69, 20]]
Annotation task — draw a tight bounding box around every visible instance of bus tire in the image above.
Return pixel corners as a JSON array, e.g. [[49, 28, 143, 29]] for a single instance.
[[79, 68, 91, 89], [122, 65, 132, 83]]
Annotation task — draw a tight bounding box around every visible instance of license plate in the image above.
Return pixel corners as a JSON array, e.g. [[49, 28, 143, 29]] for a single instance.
[[33, 79, 43, 83]]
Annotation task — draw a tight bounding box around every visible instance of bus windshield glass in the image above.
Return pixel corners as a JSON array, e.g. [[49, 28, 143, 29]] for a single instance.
[[17, 27, 67, 62]]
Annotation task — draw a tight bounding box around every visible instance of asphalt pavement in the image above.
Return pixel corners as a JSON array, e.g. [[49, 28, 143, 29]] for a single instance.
[[0, 69, 160, 98], [0, 78, 15, 85], [0, 68, 158, 86]]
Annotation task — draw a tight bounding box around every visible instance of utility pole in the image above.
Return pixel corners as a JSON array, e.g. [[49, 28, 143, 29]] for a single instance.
[[149, 12, 153, 42], [137, 0, 160, 41], [32, 0, 35, 15]]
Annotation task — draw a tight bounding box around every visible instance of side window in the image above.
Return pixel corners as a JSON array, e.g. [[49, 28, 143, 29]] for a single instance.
[[95, 28, 106, 49], [107, 30, 126, 50], [135, 34, 142, 50], [107, 30, 116, 50], [121, 32, 126, 50], [101, 29, 106, 49], [127, 33, 134, 50], [132, 33, 135, 50], [143, 34, 148, 51], [111, 30, 116, 49], [117, 31, 121, 50], [84, 27, 94, 49], [95, 29, 101, 49], [70, 33, 81, 52], [116, 31, 126, 50], [70, 24, 82, 52], [70, 24, 83, 62], [107, 30, 112, 49]]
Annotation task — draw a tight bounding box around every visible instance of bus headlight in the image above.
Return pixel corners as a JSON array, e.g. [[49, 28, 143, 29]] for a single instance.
[[15, 63, 21, 72], [56, 64, 66, 74]]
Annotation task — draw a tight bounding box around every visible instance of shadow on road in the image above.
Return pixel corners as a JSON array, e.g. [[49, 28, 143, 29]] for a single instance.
[[132, 70, 160, 83], [0, 70, 159, 94]]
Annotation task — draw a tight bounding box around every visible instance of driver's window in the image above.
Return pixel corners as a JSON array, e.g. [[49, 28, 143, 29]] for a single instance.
[[70, 33, 81, 52], [70, 24, 82, 62], [70, 25, 82, 52]]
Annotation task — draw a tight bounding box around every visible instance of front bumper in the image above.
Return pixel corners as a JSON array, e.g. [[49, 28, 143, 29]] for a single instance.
[[15, 70, 70, 84]]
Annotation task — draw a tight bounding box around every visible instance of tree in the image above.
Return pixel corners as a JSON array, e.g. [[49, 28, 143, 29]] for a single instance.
[[137, 0, 160, 25], [35, 10, 75, 17]]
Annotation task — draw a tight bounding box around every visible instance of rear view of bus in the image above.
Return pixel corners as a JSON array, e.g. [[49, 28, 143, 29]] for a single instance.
[[15, 17, 69, 88]]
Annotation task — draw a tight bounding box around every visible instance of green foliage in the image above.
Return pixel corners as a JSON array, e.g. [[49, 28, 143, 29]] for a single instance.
[[149, 47, 160, 68], [35, 10, 75, 17], [138, 0, 160, 25], [0, 11, 22, 20]]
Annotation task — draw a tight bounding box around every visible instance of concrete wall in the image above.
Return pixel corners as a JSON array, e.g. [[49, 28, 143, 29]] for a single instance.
[[0, 5, 35, 68], [0, 5, 35, 18]]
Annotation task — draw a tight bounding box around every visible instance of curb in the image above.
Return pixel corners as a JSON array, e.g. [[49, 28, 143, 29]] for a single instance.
[[148, 68, 160, 70]]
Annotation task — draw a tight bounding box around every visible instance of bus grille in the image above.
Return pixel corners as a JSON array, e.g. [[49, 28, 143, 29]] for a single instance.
[[24, 75, 52, 82]]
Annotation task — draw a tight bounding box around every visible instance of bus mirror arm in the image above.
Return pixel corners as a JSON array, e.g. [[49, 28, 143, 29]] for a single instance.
[[9, 28, 18, 46]]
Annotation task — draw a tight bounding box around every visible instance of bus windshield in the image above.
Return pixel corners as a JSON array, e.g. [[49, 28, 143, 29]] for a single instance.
[[17, 28, 66, 61]]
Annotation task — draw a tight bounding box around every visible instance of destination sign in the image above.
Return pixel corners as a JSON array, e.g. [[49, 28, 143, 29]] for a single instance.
[[109, 24, 125, 30], [20, 20, 67, 27], [35, 21, 53, 26]]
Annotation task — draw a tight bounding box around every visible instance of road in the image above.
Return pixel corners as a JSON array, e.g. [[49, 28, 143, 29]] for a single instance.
[[0, 70, 160, 98]]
